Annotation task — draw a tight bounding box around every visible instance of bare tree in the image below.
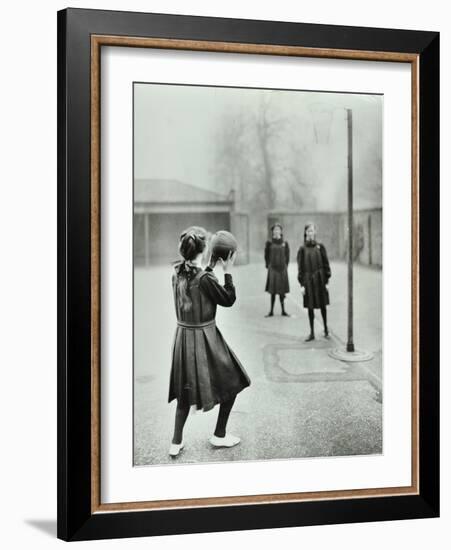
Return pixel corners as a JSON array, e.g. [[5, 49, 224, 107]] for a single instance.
[[213, 107, 250, 204], [254, 94, 286, 209], [282, 142, 317, 211], [212, 93, 317, 213]]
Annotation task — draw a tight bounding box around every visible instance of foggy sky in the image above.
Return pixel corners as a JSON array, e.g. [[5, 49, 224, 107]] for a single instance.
[[134, 83, 382, 211]]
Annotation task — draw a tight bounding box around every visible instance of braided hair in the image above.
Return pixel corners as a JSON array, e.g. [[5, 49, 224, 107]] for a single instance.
[[175, 226, 208, 312]]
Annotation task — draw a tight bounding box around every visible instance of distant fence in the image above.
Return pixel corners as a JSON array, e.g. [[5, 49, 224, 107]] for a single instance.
[[133, 207, 382, 268], [268, 208, 382, 268], [337, 208, 382, 267]]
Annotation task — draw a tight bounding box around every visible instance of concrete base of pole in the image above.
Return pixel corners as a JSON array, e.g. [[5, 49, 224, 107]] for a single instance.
[[328, 347, 374, 363]]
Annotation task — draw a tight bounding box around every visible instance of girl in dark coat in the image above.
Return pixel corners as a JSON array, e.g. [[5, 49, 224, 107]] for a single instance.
[[264, 223, 290, 317], [296, 222, 331, 341], [168, 226, 250, 457]]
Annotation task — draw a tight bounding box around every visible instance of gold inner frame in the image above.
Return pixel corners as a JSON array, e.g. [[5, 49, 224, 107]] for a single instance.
[[90, 35, 420, 514]]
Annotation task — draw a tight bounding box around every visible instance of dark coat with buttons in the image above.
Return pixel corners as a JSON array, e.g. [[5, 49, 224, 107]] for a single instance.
[[296, 241, 331, 309]]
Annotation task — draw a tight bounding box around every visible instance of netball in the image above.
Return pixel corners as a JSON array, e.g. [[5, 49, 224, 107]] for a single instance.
[[210, 230, 238, 261]]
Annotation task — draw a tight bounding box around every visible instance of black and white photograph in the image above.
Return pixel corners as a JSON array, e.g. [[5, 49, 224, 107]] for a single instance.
[[0, 0, 446, 545], [133, 83, 383, 466]]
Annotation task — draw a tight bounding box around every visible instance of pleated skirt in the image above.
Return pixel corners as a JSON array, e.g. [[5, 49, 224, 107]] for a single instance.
[[168, 321, 251, 412]]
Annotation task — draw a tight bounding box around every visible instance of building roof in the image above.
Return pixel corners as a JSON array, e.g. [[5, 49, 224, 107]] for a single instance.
[[135, 179, 231, 204]]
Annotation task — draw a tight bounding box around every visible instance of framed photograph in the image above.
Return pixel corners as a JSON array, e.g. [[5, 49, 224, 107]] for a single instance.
[[57, 8, 439, 541]]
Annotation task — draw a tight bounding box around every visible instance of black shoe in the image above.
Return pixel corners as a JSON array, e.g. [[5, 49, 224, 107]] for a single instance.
[[281, 311, 290, 317], [265, 312, 274, 318], [305, 334, 315, 342], [324, 330, 330, 339]]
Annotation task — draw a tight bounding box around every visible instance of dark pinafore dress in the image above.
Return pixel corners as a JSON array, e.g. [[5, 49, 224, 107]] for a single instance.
[[265, 238, 290, 295], [296, 241, 331, 309], [168, 266, 250, 412]]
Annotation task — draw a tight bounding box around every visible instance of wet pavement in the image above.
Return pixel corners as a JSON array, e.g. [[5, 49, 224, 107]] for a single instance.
[[134, 261, 382, 466]]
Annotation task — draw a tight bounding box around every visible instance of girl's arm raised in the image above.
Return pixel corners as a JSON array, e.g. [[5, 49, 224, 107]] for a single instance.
[[199, 271, 236, 307]]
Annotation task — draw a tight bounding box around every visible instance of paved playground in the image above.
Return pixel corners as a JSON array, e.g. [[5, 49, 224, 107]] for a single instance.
[[133, 261, 382, 466]]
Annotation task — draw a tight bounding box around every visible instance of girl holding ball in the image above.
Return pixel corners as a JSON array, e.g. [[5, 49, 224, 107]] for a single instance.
[[168, 227, 250, 457]]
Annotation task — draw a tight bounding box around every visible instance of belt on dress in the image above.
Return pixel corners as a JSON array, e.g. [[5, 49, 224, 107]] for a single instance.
[[177, 319, 216, 329]]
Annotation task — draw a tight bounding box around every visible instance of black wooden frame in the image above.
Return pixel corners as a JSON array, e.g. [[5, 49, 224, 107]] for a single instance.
[[57, 7, 439, 541]]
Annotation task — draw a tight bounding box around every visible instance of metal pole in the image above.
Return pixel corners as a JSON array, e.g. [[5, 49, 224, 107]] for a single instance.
[[329, 107, 373, 363], [346, 109, 355, 352], [144, 213, 149, 267]]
